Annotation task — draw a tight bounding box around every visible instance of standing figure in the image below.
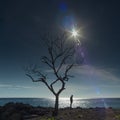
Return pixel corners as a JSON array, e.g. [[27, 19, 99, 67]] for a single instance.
[[70, 95, 73, 108]]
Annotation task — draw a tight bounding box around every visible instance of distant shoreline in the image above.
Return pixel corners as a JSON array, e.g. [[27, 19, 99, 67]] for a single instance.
[[0, 98, 120, 109], [0, 97, 120, 99]]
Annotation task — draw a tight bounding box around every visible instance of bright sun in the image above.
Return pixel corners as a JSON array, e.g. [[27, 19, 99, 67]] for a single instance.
[[71, 29, 78, 38]]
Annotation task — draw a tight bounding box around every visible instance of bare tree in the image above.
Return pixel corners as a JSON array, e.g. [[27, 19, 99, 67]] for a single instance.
[[25, 33, 74, 116]]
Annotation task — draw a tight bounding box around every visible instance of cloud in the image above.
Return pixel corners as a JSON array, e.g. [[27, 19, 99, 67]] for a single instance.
[[0, 84, 39, 89], [99, 84, 120, 88], [70, 64, 120, 82], [0, 84, 12, 88], [45, 64, 119, 82]]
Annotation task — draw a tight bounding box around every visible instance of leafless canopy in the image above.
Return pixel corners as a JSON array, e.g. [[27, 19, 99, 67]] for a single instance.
[[25, 32, 74, 96]]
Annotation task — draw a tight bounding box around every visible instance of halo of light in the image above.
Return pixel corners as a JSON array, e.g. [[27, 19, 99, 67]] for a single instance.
[[71, 29, 78, 38]]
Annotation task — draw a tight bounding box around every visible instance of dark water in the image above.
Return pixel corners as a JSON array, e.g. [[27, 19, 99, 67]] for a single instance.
[[0, 98, 120, 108]]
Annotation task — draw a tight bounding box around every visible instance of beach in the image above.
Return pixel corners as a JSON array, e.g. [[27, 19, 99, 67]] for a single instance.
[[0, 102, 120, 120]]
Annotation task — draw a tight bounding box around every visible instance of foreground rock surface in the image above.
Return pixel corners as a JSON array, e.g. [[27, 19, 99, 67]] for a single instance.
[[0, 102, 52, 120], [0, 102, 120, 120]]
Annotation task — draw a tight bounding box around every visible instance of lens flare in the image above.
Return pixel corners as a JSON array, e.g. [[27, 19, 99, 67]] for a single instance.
[[71, 29, 78, 38]]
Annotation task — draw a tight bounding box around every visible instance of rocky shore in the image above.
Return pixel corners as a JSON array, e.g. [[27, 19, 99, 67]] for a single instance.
[[0, 102, 120, 120]]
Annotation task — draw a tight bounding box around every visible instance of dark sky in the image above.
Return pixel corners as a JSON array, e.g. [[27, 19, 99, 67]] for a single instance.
[[0, 0, 120, 98]]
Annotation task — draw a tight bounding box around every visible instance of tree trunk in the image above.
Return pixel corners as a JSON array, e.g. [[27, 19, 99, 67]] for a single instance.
[[53, 94, 59, 116]]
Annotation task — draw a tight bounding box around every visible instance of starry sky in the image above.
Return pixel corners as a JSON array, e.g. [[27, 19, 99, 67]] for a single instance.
[[0, 0, 120, 98]]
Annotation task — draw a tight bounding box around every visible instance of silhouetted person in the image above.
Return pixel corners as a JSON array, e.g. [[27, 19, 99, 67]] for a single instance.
[[70, 95, 73, 108]]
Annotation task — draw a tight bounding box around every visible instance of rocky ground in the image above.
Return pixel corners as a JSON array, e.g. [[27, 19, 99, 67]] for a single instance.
[[0, 102, 120, 120]]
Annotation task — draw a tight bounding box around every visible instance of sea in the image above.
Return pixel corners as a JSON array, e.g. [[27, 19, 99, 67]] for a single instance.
[[0, 98, 120, 109]]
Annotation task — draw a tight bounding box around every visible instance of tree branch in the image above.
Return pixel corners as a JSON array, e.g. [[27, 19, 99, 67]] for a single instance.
[[64, 64, 74, 80], [50, 79, 59, 87], [50, 79, 59, 95], [42, 56, 53, 69], [26, 74, 43, 82], [26, 74, 57, 95], [57, 79, 66, 95], [56, 54, 72, 73]]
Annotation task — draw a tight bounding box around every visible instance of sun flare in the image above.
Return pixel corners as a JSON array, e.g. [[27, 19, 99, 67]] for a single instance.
[[71, 29, 78, 38]]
